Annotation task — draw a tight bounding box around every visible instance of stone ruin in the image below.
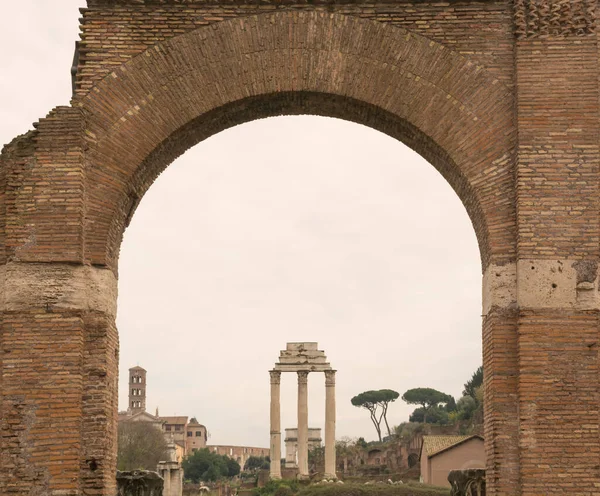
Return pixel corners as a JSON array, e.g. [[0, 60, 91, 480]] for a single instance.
[[449, 469, 486, 496], [269, 343, 336, 480], [116, 470, 164, 496]]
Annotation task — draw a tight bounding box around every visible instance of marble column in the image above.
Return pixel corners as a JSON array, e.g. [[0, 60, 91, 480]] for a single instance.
[[269, 370, 282, 479], [164, 468, 171, 496], [297, 370, 309, 479], [324, 370, 337, 479]]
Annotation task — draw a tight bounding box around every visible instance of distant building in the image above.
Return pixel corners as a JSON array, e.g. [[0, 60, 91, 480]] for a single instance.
[[284, 428, 322, 468], [160, 415, 208, 459], [117, 409, 164, 430], [119, 367, 207, 461], [161, 416, 189, 458], [207, 445, 270, 471], [419, 435, 484, 487], [186, 417, 208, 454], [119, 366, 264, 465], [128, 366, 147, 414]]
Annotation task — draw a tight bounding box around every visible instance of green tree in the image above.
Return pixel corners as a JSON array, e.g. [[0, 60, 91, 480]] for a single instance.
[[444, 396, 457, 412], [350, 389, 400, 442], [456, 395, 478, 421], [401, 388, 452, 424], [308, 445, 324, 468], [463, 366, 483, 399], [475, 386, 484, 404], [117, 421, 168, 471], [183, 449, 216, 483], [408, 406, 449, 424], [244, 455, 270, 471], [224, 455, 241, 477], [182, 448, 240, 482]]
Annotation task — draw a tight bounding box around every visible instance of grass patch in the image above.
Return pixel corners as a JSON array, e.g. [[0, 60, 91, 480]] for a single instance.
[[253, 479, 302, 496], [251, 481, 449, 496]]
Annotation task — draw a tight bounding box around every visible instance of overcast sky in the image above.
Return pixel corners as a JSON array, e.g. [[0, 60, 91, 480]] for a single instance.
[[0, 2, 482, 448]]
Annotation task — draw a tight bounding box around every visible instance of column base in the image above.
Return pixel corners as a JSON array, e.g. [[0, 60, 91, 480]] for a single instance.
[[297, 474, 310, 481], [323, 473, 337, 480]]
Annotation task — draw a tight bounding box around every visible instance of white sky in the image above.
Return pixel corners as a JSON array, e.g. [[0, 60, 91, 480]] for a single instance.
[[0, 2, 482, 448]]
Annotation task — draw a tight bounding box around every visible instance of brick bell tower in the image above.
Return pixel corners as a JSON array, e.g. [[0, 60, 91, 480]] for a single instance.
[[128, 366, 147, 414]]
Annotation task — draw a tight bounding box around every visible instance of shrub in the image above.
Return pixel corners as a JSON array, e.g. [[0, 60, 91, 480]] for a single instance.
[[298, 482, 449, 496], [252, 479, 299, 496]]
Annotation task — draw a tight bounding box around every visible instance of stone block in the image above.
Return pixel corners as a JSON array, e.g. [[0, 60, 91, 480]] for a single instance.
[[116, 470, 164, 496]]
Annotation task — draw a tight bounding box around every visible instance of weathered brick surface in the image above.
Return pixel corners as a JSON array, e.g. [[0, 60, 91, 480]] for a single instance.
[[1, 1, 600, 495], [77, 1, 515, 92], [0, 312, 85, 496], [513, 26, 600, 494], [79, 11, 516, 270], [1, 107, 86, 264], [516, 37, 600, 259], [0, 131, 36, 266], [483, 308, 519, 494], [518, 310, 600, 494], [80, 311, 119, 496]]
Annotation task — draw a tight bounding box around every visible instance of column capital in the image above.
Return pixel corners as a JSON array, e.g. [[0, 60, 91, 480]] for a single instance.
[[269, 370, 281, 385], [297, 370, 309, 384], [325, 370, 336, 386]]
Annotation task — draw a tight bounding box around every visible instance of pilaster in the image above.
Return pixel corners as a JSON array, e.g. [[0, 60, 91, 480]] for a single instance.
[[0, 262, 118, 496], [514, 5, 600, 492]]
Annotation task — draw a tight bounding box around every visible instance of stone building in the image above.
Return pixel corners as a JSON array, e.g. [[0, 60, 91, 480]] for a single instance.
[[186, 418, 208, 454], [158, 440, 184, 496], [120, 366, 268, 467], [420, 435, 485, 488], [161, 416, 190, 458], [208, 445, 270, 470], [284, 428, 322, 468], [128, 366, 147, 414], [336, 432, 422, 476], [119, 366, 207, 461], [117, 409, 164, 431], [270, 343, 336, 480]]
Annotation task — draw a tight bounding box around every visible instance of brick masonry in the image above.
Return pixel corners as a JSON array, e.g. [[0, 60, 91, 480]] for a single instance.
[[0, 1, 598, 495]]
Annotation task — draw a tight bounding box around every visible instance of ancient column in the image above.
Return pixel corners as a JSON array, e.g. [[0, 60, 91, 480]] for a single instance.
[[324, 370, 337, 479], [164, 468, 171, 496], [297, 371, 310, 479], [269, 370, 282, 479]]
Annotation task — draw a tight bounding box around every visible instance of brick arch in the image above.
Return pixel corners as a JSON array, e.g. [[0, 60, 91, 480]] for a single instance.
[[79, 10, 516, 271]]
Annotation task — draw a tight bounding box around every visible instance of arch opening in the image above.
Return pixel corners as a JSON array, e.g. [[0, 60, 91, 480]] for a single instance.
[[80, 11, 516, 274], [116, 114, 483, 475], [110, 92, 489, 272]]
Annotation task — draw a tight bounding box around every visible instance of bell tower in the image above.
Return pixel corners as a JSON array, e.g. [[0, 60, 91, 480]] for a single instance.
[[128, 366, 147, 414]]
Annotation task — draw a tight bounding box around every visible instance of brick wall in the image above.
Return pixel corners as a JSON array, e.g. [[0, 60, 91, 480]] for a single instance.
[[77, 1, 514, 93], [1, 1, 599, 495], [77, 10, 516, 271]]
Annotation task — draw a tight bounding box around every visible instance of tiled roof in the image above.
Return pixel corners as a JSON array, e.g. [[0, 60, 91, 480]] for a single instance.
[[160, 416, 188, 425], [422, 435, 481, 458]]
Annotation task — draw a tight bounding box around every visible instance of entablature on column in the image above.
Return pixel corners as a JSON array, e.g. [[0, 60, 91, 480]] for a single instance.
[[273, 342, 332, 373]]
